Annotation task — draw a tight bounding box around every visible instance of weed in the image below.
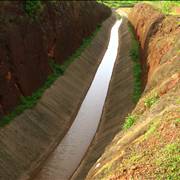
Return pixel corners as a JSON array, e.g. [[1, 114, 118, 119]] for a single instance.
[[161, 1, 180, 15], [0, 24, 101, 127], [24, 0, 43, 19], [155, 142, 180, 179], [97, 0, 138, 8], [176, 98, 180, 105], [143, 120, 160, 140], [175, 118, 180, 123], [128, 24, 142, 103], [144, 94, 159, 108], [145, 1, 180, 15], [161, 1, 171, 14], [123, 114, 137, 130], [125, 153, 143, 165]]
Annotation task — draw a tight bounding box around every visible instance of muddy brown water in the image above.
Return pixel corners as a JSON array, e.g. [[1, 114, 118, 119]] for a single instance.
[[34, 20, 122, 180]]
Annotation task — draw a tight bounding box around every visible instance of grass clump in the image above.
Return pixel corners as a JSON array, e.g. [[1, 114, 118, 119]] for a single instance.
[[24, 0, 43, 19], [0, 25, 101, 127], [161, 1, 172, 14], [144, 93, 159, 108], [155, 142, 180, 179], [123, 114, 137, 130], [97, 0, 138, 8], [125, 152, 144, 165], [145, 1, 180, 15], [159, 1, 180, 15], [143, 119, 160, 140], [128, 24, 142, 103]]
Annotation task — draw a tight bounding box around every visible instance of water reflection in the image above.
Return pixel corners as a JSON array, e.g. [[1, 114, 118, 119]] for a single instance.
[[34, 19, 122, 180]]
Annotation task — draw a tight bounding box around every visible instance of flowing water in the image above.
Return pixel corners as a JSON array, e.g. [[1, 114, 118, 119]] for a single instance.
[[34, 19, 122, 180]]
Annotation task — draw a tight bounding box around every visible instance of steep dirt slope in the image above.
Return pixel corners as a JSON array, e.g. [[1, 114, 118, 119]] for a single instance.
[[129, 3, 179, 89], [0, 1, 110, 119], [86, 4, 180, 180]]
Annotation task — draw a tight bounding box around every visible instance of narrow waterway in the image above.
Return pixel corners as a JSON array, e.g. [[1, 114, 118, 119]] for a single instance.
[[34, 19, 122, 180]]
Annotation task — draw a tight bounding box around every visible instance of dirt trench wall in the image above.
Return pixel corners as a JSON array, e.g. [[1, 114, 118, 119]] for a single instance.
[[128, 3, 180, 90], [0, 14, 116, 180], [0, 1, 110, 118]]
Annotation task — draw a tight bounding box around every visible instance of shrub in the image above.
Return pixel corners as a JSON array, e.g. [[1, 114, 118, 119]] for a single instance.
[[161, 1, 172, 14], [123, 114, 137, 130], [24, 0, 43, 18], [144, 94, 159, 108]]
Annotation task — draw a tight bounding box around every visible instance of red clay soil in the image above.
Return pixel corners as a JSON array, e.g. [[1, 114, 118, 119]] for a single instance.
[[128, 3, 180, 89], [108, 109, 180, 180], [0, 1, 110, 119], [174, 7, 180, 15]]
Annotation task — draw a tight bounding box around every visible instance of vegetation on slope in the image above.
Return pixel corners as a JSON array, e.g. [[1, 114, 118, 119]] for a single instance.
[[146, 1, 180, 15], [24, 0, 43, 18], [97, 0, 180, 15], [0, 25, 101, 127], [128, 24, 141, 103], [97, 0, 137, 8], [123, 114, 137, 130]]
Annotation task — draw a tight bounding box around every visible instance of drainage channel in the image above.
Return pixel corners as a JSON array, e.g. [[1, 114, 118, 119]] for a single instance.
[[34, 19, 122, 180]]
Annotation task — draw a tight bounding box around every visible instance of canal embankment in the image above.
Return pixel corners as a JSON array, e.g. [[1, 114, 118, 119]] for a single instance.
[[0, 14, 116, 180]]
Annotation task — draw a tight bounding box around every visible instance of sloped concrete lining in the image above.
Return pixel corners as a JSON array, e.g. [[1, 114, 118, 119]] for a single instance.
[[71, 17, 135, 180], [0, 15, 116, 180], [34, 19, 121, 180]]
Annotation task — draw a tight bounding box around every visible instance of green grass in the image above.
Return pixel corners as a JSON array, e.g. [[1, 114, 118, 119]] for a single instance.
[[24, 0, 43, 19], [143, 119, 160, 140], [160, 1, 180, 15], [0, 25, 101, 127], [97, 0, 138, 8], [155, 142, 180, 179], [97, 0, 180, 15], [128, 24, 142, 103], [145, 1, 180, 15], [144, 93, 159, 108], [123, 114, 137, 130]]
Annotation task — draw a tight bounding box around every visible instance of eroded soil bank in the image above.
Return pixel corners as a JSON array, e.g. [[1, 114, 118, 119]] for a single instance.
[[0, 1, 110, 118], [129, 3, 179, 89], [84, 3, 180, 180], [0, 13, 116, 180]]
